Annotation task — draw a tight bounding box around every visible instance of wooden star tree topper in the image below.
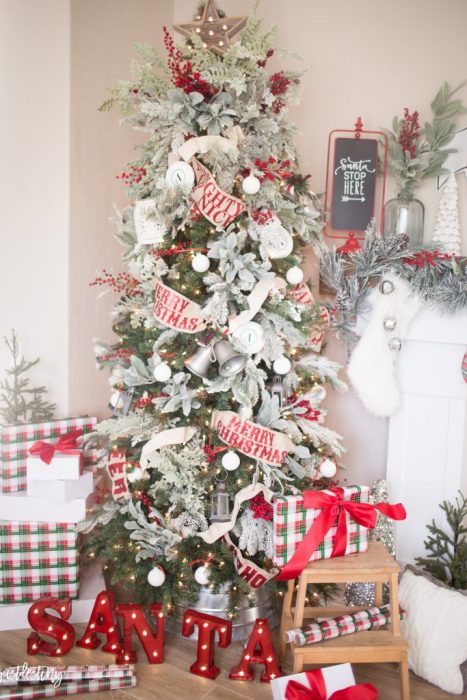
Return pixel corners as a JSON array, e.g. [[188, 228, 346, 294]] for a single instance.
[[174, 0, 247, 56]]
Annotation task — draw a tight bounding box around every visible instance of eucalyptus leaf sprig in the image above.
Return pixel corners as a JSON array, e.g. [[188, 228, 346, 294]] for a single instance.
[[385, 82, 467, 199]]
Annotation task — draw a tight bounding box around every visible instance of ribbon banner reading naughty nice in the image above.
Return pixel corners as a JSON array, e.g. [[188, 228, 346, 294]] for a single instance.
[[288, 282, 331, 352], [153, 279, 206, 333], [211, 410, 294, 466], [191, 158, 246, 227]]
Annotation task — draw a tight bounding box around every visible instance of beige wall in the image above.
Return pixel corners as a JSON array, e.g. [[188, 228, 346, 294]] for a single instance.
[[2, 0, 467, 482], [69, 0, 174, 415], [0, 0, 71, 414]]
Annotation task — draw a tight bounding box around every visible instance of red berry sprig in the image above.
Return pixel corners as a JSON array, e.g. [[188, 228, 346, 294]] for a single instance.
[[398, 108, 421, 159], [163, 27, 215, 100], [402, 250, 452, 267], [90, 270, 143, 297], [116, 164, 149, 186]]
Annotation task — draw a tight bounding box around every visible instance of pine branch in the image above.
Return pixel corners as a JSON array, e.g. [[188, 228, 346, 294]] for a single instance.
[[415, 491, 467, 589], [0, 331, 55, 425]]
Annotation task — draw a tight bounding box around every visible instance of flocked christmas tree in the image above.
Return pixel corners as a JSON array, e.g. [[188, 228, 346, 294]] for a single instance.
[[81, 2, 347, 613], [432, 172, 462, 256]]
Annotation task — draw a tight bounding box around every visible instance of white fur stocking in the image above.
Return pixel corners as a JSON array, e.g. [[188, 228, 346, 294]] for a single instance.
[[347, 272, 421, 417]]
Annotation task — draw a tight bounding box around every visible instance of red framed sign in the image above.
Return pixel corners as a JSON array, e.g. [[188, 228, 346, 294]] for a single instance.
[[324, 118, 388, 244]]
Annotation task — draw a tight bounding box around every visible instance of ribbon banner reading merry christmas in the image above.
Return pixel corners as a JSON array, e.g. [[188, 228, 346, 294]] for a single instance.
[[191, 158, 246, 227], [153, 279, 206, 333], [211, 410, 294, 466]]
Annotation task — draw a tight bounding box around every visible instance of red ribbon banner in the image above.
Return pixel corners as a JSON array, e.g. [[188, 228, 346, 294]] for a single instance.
[[29, 430, 84, 466], [285, 669, 379, 700], [276, 488, 406, 581]]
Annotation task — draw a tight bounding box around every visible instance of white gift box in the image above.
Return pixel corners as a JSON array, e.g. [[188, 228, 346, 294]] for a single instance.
[[27, 453, 82, 481], [0, 492, 91, 523], [270, 663, 355, 700], [27, 471, 94, 502]]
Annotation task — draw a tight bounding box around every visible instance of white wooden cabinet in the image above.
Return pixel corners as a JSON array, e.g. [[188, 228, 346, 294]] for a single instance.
[[386, 309, 467, 566]]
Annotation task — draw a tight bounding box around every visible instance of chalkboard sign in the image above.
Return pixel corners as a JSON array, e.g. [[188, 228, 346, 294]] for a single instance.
[[331, 137, 377, 232]]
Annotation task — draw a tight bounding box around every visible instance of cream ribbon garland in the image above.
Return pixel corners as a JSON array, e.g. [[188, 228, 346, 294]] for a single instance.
[[140, 426, 197, 469], [178, 125, 244, 163], [228, 276, 287, 333], [199, 481, 274, 544]]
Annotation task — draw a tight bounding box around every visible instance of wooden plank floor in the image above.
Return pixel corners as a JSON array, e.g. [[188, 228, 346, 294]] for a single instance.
[[0, 624, 454, 700]]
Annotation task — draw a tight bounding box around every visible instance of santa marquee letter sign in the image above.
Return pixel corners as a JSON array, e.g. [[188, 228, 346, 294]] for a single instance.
[[26, 591, 282, 682]]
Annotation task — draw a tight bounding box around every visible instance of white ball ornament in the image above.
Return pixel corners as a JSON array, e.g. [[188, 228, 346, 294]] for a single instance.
[[147, 566, 166, 587], [222, 450, 240, 471], [273, 356, 292, 375], [242, 175, 261, 195], [127, 467, 143, 483], [165, 160, 195, 189], [194, 565, 211, 586], [319, 458, 338, 479], [286, 266, 304, 285], [109, 390, 124, 409], [153, 362, 172, 382], [192, 253, 210, 273]]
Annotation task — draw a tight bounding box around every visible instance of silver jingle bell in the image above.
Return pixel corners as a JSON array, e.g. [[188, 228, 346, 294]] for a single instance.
[[213, 339, 247, 377], [388, 337, 402, 352], [383, 316, 397, 332], [184, 344, 215, 378], [379, 279, 395, 295]]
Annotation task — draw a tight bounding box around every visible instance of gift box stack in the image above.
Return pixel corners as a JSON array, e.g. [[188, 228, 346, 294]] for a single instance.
[[0, 417, 97, 609]]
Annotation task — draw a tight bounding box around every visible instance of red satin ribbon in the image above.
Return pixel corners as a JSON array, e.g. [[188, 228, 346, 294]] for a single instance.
[[277, 487, 406, 581], [29, 429, 84, 465], [285, 669, 379, 700]]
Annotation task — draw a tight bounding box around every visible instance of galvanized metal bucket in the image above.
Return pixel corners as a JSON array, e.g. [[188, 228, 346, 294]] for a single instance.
[[173, 584, 280, 641]]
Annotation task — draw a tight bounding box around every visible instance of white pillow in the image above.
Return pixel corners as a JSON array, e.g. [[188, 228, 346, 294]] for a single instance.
[[399, 567, 467, 694]]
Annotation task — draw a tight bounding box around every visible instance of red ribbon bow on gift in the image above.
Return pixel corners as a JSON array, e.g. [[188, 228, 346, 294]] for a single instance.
[[277, 487, 406, 581], [29, 429, 84, 465], [285, 669, 379, 700]]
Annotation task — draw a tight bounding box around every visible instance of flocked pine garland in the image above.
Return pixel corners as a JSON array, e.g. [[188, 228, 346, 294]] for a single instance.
[[320, 224, 467, 346]]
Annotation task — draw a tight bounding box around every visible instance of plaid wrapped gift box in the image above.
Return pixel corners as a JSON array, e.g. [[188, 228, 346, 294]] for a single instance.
[[273, 485, 370, 568], [0, 521, 80, 604], [0, 416, 97, 493]]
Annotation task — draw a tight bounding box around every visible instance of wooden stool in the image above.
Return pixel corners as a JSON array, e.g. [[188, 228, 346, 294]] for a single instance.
[[278, 542, 410, 700]]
